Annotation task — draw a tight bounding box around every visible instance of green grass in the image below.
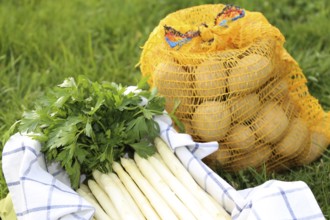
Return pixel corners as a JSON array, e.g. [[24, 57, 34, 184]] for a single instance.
[[0, 0, 329, 217]]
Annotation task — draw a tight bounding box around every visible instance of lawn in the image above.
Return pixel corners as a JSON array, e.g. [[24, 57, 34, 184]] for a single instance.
[[1, 0, 329, 217]]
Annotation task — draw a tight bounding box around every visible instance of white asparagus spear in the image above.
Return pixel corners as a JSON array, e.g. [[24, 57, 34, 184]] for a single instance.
[[92, 169, 103, 184], [154, 137, 231, 219], [148, 154, 215, 219], [112, 161, 160, 220], [79, 183, 92, 195], [87, 179, 121, 220], [107, 172, 145, 220], [100, 173, 138, 220], [153, 153, 165, 166], [79, 183, 98, 203], [76, 188, 112, 220], [121, 157, 178, 220], [134, 153, 196, 220], [92, 170, 121, 219]]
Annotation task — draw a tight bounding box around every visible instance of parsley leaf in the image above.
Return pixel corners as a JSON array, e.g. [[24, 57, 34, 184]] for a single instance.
[[16, 76, 166, 189]]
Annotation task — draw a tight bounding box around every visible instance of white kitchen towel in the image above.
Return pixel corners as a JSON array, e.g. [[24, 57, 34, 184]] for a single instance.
[[2, 133, 94, 220], [2, 113, 325, 219]]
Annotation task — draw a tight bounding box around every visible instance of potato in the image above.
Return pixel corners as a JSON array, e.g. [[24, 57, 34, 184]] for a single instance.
[[259, 78, 289, 101], [295, 114, 330, 165], [164, 94, 194, 119], [153, 62, 191, 91], [295, 131, 329, 165], [226, 124, 255, 152], [253, 102, 289, 144], [214, 146, 232, 167], [230, 145, 273, 171], [275, 117, 309, 159], [229, 92, 261, 122], [192, 101, 231, 141], [203, 145, 232, 169], [153, 62, 194, 118], [228, 53, 273, 94], [265, 151, 291, 172], [194, 60, 227, 99]]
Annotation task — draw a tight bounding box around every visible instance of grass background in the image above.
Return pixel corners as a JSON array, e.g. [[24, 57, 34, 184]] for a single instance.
[[0, 0, 329, 217]]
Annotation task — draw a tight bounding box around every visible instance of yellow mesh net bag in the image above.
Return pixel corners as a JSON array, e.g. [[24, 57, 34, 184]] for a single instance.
[[139, 4, 330, 172]]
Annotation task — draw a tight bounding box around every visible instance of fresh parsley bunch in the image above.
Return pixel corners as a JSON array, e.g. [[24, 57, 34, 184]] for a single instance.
[[18, 76, 166, 189]]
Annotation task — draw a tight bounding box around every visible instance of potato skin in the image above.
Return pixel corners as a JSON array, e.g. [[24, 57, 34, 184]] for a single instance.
[[295, 131, 329, 165], [192, 101, 231, 142], [226, 124, 255, 152], [229, 92, 261, 122], [230, 145, 273, 171], [153, 62, 194, 119], [259, 78, 289, 102], [228, 54, 273, 94], [153, 62, 191, 91], [275, 117, 309, 159], [253, 102, 289, 144], [194, 60, 227, 99], [203, 144, 232, 169]]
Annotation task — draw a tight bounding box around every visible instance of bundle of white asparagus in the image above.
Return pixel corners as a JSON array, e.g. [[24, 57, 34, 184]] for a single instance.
[[77, 137, 231, 220]]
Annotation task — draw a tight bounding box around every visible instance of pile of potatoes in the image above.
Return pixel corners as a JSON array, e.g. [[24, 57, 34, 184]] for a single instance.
[[152, 43, 330, 172]]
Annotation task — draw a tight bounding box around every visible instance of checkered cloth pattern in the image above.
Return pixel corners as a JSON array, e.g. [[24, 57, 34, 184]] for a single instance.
[[2, 114, 325, 220], [2, 134, 94, 219]]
